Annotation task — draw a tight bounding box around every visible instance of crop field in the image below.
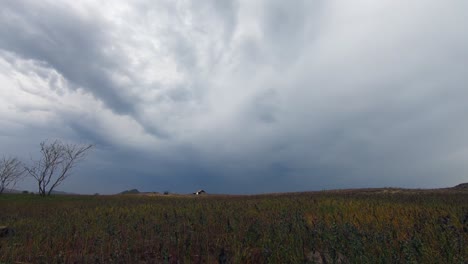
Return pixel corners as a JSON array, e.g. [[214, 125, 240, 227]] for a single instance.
[[1, 189, 467, 263]]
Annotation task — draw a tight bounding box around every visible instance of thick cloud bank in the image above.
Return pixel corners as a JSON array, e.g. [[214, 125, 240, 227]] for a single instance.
[[1, 0, 467, 194]]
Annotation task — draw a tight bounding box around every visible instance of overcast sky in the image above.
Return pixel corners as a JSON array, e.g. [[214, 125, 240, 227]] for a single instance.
[[1, 0, 467, 194]]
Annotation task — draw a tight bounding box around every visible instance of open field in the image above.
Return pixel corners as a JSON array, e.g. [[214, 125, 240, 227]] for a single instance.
[[1, 188, 467, 263]]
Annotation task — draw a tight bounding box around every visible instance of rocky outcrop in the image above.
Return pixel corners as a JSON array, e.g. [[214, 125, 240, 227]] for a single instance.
[[0, 226, 15, 238]]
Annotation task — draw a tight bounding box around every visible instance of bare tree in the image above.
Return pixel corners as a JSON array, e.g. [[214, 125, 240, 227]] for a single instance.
[[0, 157, 24, 194], [25, 140, 93, 196]]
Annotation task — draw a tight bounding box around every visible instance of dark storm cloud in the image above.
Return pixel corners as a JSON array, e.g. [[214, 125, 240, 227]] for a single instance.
[[1, 0, 468, 194], [0, 1, 135, 114]]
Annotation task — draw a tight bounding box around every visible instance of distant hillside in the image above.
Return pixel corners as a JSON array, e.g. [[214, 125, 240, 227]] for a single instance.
[[453, 183, 468, 189], [1, 189, 77, 195], [119, 189, 140, 195], [1, 188, 23, 194], [50, 190, 77, 195]]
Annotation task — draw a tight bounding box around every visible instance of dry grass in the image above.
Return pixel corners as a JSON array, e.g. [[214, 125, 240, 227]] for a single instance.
[[0, 188, 467, 263]]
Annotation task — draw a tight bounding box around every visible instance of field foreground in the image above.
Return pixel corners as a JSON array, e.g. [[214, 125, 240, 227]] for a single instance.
[[1, 188, 467, 263]]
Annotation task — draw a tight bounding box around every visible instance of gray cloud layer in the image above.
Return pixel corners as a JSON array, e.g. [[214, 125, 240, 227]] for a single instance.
[[1, 0, 467, 194]]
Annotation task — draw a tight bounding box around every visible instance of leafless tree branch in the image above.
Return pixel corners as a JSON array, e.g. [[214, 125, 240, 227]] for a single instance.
[[24, 140, 93, 196]]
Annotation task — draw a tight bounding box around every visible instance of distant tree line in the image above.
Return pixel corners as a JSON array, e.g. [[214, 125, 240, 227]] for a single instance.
[[0, 140, 93, 196]]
